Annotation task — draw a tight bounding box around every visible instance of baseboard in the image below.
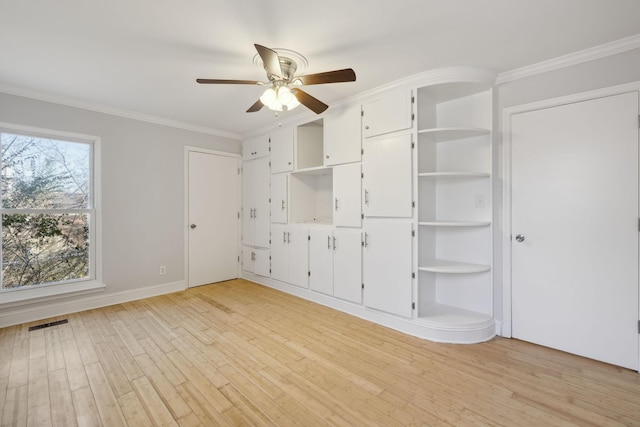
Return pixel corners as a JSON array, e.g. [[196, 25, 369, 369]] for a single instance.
[[0, 280, 185, 328]]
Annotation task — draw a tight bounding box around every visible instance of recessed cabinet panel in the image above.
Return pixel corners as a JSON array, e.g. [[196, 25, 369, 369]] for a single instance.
[[333, 229, 363, 304], [363, 220, 413, 318], [242, 157, 270, 248], [333, 163, 362, 227], [362, 90, 412, 139], [309, 228, 334, 295], [324, 103, 362, 165], [271, 173, 288, 224], [243, 134, 269, 160], [271, 127, 294, 173], [363, 134, 413, 218]]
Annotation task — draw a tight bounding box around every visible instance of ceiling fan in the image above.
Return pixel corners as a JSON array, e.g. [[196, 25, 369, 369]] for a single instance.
[[197, 44, 356, 115]]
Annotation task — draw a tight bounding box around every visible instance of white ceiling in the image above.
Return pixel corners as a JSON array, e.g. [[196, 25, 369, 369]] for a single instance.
[[1, 0, 639, 139]]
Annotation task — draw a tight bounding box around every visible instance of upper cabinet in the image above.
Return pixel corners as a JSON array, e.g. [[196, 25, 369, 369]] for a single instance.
[[324, 103, 362, 166], [270, 127, 294, 173], [243, 134, 269, 160], [362, 89, 413, 139], [296, 120, 324, 170]]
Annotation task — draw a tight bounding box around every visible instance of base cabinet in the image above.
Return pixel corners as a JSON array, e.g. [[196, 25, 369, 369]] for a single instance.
[[363, 220, 413, 318], [271, 225, 309, 288], [309, 228, 362, 303], [242, 247, 270, 277]]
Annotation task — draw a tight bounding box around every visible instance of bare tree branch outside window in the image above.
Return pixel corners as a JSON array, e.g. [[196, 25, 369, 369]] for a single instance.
[[1, 132, 91, 289]]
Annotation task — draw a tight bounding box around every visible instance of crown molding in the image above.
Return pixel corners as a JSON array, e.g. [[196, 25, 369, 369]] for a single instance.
[[0, 84, 242, 141], [496, 34, 640, 85]]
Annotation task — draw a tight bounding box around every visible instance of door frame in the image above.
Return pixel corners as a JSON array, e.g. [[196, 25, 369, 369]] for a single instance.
[[501, 81, 640, 340], [184, 146, 242, 289]]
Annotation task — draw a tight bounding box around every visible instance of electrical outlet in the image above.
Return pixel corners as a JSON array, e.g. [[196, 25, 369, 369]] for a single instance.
[[159, 266, 166, 275]]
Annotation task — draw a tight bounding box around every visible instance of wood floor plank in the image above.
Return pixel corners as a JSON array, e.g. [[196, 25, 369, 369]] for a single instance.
[[2, 279, 640, 426]]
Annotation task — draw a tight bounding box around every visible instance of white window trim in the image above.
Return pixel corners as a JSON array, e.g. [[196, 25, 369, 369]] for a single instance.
[[0, 122, 103, 307]]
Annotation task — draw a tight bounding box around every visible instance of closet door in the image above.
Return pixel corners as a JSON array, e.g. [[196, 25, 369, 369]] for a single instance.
[[511, 91, 639, 370]]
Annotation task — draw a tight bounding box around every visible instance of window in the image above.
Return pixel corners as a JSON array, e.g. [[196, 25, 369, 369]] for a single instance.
[[0, 124, 100, 297]]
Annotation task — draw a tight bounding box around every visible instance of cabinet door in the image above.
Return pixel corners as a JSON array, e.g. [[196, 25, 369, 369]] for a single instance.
[[270, 225, 289, 283], [270, 173, 288, 224], [270, 127, 294, 173], [333, 229, 362, 304], [288, 227, 309, 288], [241, 160, 255, 246], [253, 157, 271, 247], [324, 104, 362, 166], [309, 228, 334, 295], [243, 134, 269, 160], [253, 248, 270, 277], [363, 221, 412, 317], [363, 134, 413, 218], [362, 90, 412, 139], [242, 247, 255, 274], [333, 163, 362, 227]]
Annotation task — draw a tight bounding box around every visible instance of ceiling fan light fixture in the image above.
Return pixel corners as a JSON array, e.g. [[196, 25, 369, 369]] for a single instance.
[[260, 85, 300, 112]]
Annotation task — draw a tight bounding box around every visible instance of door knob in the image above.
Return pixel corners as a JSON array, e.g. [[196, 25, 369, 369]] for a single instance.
[[515, 234, 525, 242], [190, 224, 197, 229]]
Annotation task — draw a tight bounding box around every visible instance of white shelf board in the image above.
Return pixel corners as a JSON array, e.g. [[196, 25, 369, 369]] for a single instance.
[[417, 303, 493, 326], [418, 172, 490, 178], [418, 221, 491, 227], [417, 127, 490, 142], [292, 165, 332, 175], [419, 259, 491, 274]]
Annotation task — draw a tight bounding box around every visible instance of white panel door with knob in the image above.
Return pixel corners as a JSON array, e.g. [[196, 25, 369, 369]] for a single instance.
[[511, 91, 639, 369], [187, 149, 240, 287]]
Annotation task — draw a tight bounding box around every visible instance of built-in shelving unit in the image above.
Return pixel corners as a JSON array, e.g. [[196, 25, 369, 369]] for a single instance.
[[415, 74, 494, 341]]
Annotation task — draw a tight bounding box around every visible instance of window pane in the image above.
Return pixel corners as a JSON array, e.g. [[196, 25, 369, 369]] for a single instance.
[[1, 133, 90, 209], [2, 213, 89, 288]]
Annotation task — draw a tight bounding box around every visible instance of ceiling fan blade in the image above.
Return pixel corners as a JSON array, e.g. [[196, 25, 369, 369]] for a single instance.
[[254, 44, 283, 79], [295, 68, 356, 85], [292, 89, 328, 114], [246, 99, 264, 113], [196, 78, 261, 85]]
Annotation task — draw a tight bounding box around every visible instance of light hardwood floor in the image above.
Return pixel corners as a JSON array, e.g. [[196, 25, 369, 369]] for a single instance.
[[1, 279, 639, 426]]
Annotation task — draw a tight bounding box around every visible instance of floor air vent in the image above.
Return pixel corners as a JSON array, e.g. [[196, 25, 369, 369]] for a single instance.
[[28, 319, 69, 331]]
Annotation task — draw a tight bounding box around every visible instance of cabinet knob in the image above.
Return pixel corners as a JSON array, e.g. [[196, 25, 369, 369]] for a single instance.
[[326, 155, 330, 159], [515, 234, 525, 242], [190, 224, 197, 229], [364, 125, 370, 130]]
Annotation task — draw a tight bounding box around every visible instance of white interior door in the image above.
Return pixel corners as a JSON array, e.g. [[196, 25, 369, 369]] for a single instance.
[[511, 91, 639, 369], [188, 150, 240, 287]]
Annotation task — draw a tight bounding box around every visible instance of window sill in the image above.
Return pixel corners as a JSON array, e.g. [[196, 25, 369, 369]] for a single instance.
[[0, 280, 106, 309]]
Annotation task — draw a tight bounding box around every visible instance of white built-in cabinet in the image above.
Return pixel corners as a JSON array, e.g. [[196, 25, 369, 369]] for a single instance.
[[242, 67, 496, 344], [362, 133, 413, 218], [242, 134, 269, 160], [309, 228, 362, 303], [270, 127, 294, 173], [271, 224, 309, 288], [242, 156, 270, 248], [270, 173, 288, 224], [242, 247, 270, 277], [324, 103, 362, 165], [362, 89, 413, 139]]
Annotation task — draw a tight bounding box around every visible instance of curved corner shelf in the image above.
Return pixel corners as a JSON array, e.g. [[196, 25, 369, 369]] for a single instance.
[[418, 172, 490, 178], [419, 259, 491, 274], [417, 127, 490, 143], [418, 303, 493, 326], [419, 221, 491, 227]]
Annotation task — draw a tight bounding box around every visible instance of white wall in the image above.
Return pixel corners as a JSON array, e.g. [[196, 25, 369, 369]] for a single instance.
[[494, 47, 640, 326], [0, 92, 240, 325]]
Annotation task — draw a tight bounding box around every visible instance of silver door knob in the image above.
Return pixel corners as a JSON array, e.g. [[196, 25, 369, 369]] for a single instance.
[[515, 234, 525, 242], [190, 224, 197, 229]]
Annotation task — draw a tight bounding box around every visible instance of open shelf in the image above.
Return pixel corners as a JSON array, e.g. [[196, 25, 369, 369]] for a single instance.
[[417, 303, 493, 326], [419, 259, 491, 274], [419, 221, 491, 227], [418, 172, 490, 178], [418, 127, 490, 142]]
